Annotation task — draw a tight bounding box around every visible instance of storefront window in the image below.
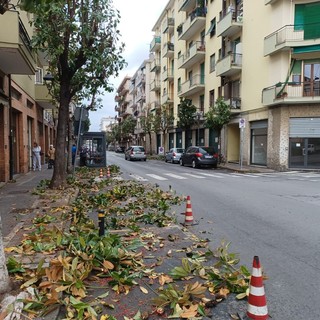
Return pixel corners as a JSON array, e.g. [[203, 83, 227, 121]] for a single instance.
[[251, 127, 267, 165]]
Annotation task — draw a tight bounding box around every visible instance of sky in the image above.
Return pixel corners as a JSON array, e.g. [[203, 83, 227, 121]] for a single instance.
[[89, 0, 169, 131]]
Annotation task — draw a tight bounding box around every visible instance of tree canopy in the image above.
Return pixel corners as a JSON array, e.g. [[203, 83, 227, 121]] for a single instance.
[[177, 97, 197, 130], [30, 0, 126, 187]]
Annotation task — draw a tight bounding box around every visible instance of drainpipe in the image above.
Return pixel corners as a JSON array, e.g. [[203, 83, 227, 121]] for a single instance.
[[8, 74, 13, 181]]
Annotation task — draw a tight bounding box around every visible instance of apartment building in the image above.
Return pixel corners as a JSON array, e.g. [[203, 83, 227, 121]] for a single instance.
[[115, 0, 320, 170], [0, 4, 56, 183]]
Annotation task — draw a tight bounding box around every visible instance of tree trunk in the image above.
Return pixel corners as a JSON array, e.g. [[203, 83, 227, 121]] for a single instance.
[[50, 87, 71, 189], [147, 132, 152, 155], [0, 215, 11, 293]]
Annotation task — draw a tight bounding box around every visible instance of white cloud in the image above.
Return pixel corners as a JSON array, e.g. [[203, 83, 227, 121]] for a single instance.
[[89, 0, 168, 131]]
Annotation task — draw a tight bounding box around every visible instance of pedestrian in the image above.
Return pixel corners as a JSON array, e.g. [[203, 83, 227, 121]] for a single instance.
[[79, 145, 87, 167], [32, 142, 42, 171], [47, 144, 55, 169], [72, 144, 77, 165]]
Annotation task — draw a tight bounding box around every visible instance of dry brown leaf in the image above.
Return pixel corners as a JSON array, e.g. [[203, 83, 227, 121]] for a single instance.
[[219, 287, 230, 297]]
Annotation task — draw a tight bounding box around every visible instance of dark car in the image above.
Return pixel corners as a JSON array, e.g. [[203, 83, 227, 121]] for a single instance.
[[165, 148, 185, 164], [115, 146, 125, 153], [180, 146, 218, 168], [125, 146, 147, 161]]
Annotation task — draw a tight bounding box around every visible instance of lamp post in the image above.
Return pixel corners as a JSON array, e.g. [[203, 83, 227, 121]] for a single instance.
[[194, 111, 202, 146]]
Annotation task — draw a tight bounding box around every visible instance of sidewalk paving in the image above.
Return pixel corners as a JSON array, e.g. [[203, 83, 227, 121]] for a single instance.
[[0, 164, 269, 320]]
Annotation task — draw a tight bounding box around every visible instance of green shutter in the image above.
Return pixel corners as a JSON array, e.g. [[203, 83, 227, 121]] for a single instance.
[[304, 3, 320, 39], [292, 60, 301, 74], [294, 4, 305, 30]]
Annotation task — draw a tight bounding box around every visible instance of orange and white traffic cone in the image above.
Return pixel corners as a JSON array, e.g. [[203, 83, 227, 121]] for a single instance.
[[183, 195, 194, 226], [247, 256, 268, 320], [99, 168, 103, 178], [107, 166, 111, 178]]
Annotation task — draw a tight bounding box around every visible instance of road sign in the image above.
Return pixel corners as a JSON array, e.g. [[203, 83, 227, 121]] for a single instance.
[[239, 118, 245, 128]]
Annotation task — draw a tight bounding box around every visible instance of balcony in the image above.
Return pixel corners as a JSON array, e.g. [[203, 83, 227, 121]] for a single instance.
[[0, 11, 36, 74], [129, 83, 136, 94], [136, 92, 146, 102], [224, 96, 241, 111], [178, 74, 205, 97], [217, 10, 243, 38], [163, 68, 174, 82], [178, 41, 206, 69], [150, 36, 161, 52], [178, 0, 197, 12], [162, 17, 175, 34], [136, 74, 145, 86], [150, 101, 160, 111], [216, 53, 242, 77], [35, 84, 54, 109], [150, 59, 160, 72], [162, 90, 174, 104], [150, 80, 161, 92], [262, 81, 320, 106], [265, 0, 279, 4], [115, 105, 120, 112], [264, 24, 320, 56], [163, 42, 174, 58], [178, 7, 206, 41]]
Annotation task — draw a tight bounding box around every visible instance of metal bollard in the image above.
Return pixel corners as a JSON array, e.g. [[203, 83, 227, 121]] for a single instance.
[[98, 210, 105, 236]]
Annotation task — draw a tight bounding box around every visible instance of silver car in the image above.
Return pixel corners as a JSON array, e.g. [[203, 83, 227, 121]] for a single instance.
[[165, 148, 185, 164], [125, 146, 147, 161]]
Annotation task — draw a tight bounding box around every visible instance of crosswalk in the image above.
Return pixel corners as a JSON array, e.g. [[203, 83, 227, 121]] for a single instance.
[[128, 171, 320, 182]]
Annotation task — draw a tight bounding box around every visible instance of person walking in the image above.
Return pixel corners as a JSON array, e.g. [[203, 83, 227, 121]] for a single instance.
[[47, 144, 56, 169], [32, 142, 42, 171], [72, 144, 77, 165]]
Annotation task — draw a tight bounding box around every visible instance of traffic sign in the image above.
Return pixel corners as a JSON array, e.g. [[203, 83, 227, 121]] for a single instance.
[[239, 118, 245, 128]]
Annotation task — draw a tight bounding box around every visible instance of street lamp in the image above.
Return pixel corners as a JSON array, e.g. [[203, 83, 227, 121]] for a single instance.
[[194, 111, 202, 146]]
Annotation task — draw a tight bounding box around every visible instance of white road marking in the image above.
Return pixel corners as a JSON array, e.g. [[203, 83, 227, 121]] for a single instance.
[[164, 173, 187, 179], [183, 173, 206, 179], [145, 174, 168, 181], [130, 174, 148, 181]]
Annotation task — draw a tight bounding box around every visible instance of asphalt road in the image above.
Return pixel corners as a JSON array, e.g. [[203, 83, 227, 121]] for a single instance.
[[108, 152, 320, 320]]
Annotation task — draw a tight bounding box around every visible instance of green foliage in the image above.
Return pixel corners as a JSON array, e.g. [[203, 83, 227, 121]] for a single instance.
[[177, 97, 197, 129], [120, 115, 137, 139], [204, 97, 231, 133], [153, 104, 174, 133], [6, 257, 25, 273]]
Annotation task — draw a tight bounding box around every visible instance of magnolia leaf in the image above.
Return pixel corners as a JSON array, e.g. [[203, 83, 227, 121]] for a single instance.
[[168, 304, 183, 318], [236, 292, 247, 300], [159, 274, 173, 285], [103, 260, 114, 270], [21, 277, 38, 288], [230, 314, 240, 319], [139, 286, 148, 294]]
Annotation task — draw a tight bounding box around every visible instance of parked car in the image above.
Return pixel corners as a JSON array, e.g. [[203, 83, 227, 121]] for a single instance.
[[115, 146, 125, 153], [125, 146, 147, 161], [180, 146, 218, 168], [165, 148, 185, 164]]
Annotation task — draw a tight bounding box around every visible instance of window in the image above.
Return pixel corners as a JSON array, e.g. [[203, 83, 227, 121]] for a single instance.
[[199, 95, 204, 112], [206, 18, 216, 38], [11, 88, 22, 101], [177, 78, 181, 93], [209, 90, 215, 107], [210, 54, 216, 72], [35, 68, 43, 84]]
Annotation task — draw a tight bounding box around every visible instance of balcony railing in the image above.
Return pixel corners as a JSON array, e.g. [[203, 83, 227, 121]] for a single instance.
[[150, 36, 161, 52], [216, 53, 242, 76], [136, 74, 145, 86], [163, 68, 174, 81], [178, 41, 206, 69], [150, 80, 161, 92], [262, 81, 320, 106], [265, 0, 279, 4], [162, 17, 175, 34], [163, 42, 174, 58], [178, 7, 206, 40], [264, 23, 320, 56], [178, 0, 197, 12], [0, 12, 36, 74], [178, 74, 205, 97], [150, 101, 160, 111], [162, 90, 174, 104], [150, 59, 160, 72], [217, 10, 243, 38], [224, 96, 241, 110]]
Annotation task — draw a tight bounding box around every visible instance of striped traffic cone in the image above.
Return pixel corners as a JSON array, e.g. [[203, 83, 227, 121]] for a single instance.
[[247, 256, 268, 320], [99, 168, 103, 178], [107, 166, 111, 178], [183, 195, 194, 226]]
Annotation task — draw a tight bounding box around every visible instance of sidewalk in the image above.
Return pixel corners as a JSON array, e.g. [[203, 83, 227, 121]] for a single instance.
[[221, 162, 276, 173], [1, 166, 251, 320]]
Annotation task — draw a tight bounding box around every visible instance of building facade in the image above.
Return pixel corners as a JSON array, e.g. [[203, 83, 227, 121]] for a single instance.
[[0, 5, 56, 183], [115, 0, 320, 170]]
